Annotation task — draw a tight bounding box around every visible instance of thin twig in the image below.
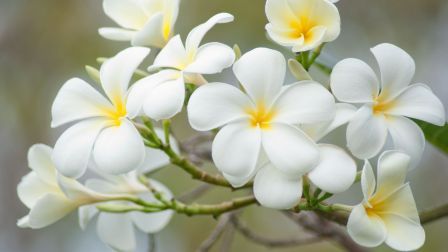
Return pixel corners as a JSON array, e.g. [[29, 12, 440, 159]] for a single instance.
[[197, 213, 232, 252], [219, 225, 236, 252], [178, 184, 212, 203], [230, 215, 322, 248]]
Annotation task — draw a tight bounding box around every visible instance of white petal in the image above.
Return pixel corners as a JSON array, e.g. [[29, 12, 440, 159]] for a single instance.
[[265, 0, 297, 30], [126, 70, 177, 118], [212, 122, 261, 177], [378, 184, 420, 223], [330, 58, 379, 103], [142, 75, 185, 120], [386, 116, 425, 169], [100, 47, 150, 103], [27, 193, 78, 229], [97, 213, 136, 252], [386, 84, 446, 126], [17, 172, 56, 208], [374, 151, 410, 201], [86, 178, 124, 194], [371, 43, 415, 101], [346, 106, 388, 159], [187, 82, 252, 131], [301, 103, 357, 141], [262, 123, 319, 175], [266, 24, 303, 47], [223, 171, 256, 188], [273, 81, 335, 124], [233, 47, 285, 104], [185, 13, 234, 55], [27, 144, 57, 184], [253, 163, 302, 209], [78, 205, 99, 230], [57, 175, 98, 202], [98, 27, 136, 41], [361, 160, 376, 203], [382, 214, 425, 251], [308, 144, 356, 194], [53, 119, 107, 178], [51, 78, 113, 127], [184, 42, 235, 74], [151, 35, 188, 70], [132, 12, 166, 48], [292, 26, 327, 52], [103, 0, 147, 30], [347, 204, 387, 247], [93, 120, 145, 175]]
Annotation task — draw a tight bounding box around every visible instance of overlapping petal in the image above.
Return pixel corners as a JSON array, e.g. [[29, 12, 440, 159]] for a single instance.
[[103, 0, 147, 30], [382, 214, 425, 251], [97, 213, 136, 252], [347, 204, 387, 247], [184, 42, 235, 74]]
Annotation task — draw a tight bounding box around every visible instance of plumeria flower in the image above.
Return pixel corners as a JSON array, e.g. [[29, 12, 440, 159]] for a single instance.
[[265, 0, 340, 52], [127, 13, 235, 120], [254, 144, 356, 209], [99, 0, 179, 48], [52, 47, 151, 178], [78, 128, 177, 251], [347, 151, 425, 251], [17, 144, 108, 229], [79, 174, 173, 252], [188, 47, 336, 190], [331, 43, 446, 165]]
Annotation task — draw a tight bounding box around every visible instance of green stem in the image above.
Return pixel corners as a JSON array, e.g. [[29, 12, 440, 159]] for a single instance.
[[162, 119, 171, 146], [306, 43, 325, 70], [314, 62, 332, 75]]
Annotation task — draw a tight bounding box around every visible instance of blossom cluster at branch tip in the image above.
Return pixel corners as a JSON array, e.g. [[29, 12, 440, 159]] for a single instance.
[[16, 0, 447, 251]]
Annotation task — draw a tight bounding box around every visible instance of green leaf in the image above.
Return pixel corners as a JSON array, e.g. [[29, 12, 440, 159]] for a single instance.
[[415, 120, 448, 154]]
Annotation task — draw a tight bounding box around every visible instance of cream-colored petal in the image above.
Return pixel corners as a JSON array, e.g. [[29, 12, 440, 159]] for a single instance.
[[374, 151, 410, 202], [347, 204, 387, 247]]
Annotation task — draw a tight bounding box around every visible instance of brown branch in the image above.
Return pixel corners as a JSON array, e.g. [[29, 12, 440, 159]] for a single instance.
[[197, 213, 232, 252], [420, 204, 448, 224], [178, 184, 212, 203], [230, 214, 322, 248]]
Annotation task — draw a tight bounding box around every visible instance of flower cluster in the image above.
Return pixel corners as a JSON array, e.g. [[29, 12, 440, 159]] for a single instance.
[[17, 0, 446, 251]]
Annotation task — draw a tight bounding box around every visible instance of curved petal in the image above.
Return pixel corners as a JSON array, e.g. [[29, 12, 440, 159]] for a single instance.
[[301, 103, 357, 141], [371, 43, 415, 101], [330, 58, 379, 103], [233, 48, 285, 104], [93, 120, 145, 175], [151, 35, 187, 70], [98, 27, 136, 41], [103, 0, 147, 30], [308, 144, 356, 194], [100, 47, 150, 103], [185, 13, 234, 55], [28, 144, 56, 184], [386, 117, 425, 169], [386, 84, 446, 126], [142, 75, 185, 120], [382, 214, 425, 251], [265, 0, 298, 29], [126, 70, 177, 118], [187, 82, 252, 131], [78, 205, 99, 230], [377, 184, 420, 222], [266, 24, 303, 47], [27, 193, 78, 229], [132, 12, 166, 48], [292, 26, 327, 52], [212, 122, 261, 177], [374, 151, 410, 202], [51, 78, 113, 127], [53, 119, 108, 178], [347, 204, 387, 248], [184, 42, 235, 74], [17, 172, 56, 208], [262, 123, 319, 176], [97, 213, 136, 252], [253, 163, 302, 209], [273, 81, 335, 124], [346, 106, 388, 159], [361, 160, 376, 203]]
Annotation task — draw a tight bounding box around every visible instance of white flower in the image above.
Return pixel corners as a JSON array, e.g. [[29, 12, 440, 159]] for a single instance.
[[79, 175, 173, 251], [188, 47, 336, 193], [51, 47, 150, 178], [265, 0, 340, 52], [99, 0, 180, 48], [330, 43, 446, 165], [17, 144, 106, 229], [347, 151, 425, 251], [254, 144, 356, 209], [127, 13, 236, 120]]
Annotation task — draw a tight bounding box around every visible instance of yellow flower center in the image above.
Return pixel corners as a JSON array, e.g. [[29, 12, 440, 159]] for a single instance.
[[103, 97, 127, 126], [246, 102, 276, 130], [372, 96, 396, 115], [289, 16, 316, 42]]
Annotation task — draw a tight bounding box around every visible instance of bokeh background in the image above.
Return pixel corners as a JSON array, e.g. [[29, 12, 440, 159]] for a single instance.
[[1, 0, 447, 251]]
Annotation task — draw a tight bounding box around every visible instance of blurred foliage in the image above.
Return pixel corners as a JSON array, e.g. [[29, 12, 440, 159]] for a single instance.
[[416, 121, 448, 154]]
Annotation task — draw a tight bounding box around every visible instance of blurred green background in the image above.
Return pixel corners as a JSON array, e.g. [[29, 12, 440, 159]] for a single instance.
[[1, 0, 447, 251]]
